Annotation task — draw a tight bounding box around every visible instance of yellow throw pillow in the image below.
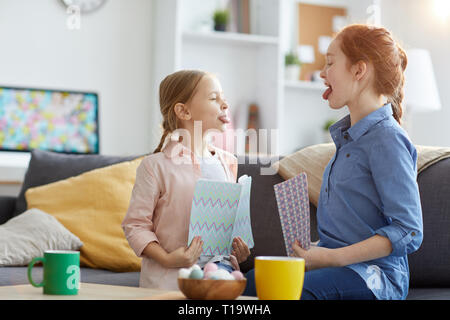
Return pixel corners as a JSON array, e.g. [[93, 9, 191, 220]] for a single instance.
[[25, 157, 143, 272]]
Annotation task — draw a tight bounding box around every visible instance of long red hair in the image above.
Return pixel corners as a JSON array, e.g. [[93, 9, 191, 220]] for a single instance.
[[336, 24, 407, 124]]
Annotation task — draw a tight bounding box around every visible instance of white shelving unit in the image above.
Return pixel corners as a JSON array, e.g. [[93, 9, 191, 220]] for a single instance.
[[0, 152, 30, 182], [150, 0, 370, 155], [182, 31, 279, 46], [152, 0, 285, 154], [0, 152, 30, 196]]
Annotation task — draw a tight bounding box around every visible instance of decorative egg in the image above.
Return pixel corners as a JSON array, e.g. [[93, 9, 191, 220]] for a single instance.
[[178, 268, 191, 279], [203, 262, 218, 274], [189, 269, 204, 280], [191, 264, 201, 271], [231, 271, 244, 280], [224, 274, 235, 280], [203, 271, 214, 279], [213, 269, 235, 280]]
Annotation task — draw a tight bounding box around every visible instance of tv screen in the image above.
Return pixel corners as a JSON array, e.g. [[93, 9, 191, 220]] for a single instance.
[[0, 86, 99, 154]]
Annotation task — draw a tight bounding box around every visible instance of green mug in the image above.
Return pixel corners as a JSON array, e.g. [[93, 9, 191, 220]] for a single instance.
[[27, 250, 80, 295]]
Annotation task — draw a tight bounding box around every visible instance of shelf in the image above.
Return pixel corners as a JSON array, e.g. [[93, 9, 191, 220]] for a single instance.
[[182, 31, 279, 47], [0, 152, 31, 183], [284, 80, 326, 90]]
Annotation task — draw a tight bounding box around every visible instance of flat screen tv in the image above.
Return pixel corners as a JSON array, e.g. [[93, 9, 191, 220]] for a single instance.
[[0, 86, 99, 154]]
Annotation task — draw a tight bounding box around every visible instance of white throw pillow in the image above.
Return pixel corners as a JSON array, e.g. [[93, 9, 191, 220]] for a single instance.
[[0, 208, 83, 266]]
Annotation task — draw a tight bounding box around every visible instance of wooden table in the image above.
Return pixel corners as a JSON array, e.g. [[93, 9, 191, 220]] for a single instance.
[[0, 283, 257, 300]]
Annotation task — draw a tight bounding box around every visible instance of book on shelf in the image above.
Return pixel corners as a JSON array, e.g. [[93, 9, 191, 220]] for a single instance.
[[232, 102, 259, 155], [246, 103, 259, 153], [233, 103, 248, 131], [228, 0, 250, 34]]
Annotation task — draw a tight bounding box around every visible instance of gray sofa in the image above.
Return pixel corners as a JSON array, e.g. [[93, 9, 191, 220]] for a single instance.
[[1, 149, 449, 300]]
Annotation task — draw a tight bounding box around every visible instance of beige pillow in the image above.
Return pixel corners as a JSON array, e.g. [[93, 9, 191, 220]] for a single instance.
[[416, 145, 450, 174], [0, 208, 83, 266], [273, 143, 335, 208]]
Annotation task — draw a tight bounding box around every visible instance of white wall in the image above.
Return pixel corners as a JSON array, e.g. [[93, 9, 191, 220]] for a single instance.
[[0, 0, 154, 156], [380, 0, 450, 147]]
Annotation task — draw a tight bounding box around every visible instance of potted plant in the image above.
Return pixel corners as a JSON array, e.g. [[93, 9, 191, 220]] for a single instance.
[[322, 119, 337, 143], [213, 9, 230, 32], [284, 52, 302, 81]]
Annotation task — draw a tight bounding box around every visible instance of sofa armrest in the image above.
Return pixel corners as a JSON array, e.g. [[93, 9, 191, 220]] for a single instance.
[[0, 196, 17, 225]]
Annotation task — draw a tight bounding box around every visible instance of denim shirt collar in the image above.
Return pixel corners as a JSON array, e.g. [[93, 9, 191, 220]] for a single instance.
[[329, 103, 393, 146]]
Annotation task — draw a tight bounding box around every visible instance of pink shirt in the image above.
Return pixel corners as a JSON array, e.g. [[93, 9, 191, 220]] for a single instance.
[[121, 140, 238, 290]]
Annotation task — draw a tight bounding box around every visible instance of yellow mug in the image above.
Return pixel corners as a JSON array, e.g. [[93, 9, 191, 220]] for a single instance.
[[255, 256, 305, 300]]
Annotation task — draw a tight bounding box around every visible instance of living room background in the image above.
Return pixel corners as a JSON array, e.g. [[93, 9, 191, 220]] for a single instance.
[[0, 0, 449, 196]]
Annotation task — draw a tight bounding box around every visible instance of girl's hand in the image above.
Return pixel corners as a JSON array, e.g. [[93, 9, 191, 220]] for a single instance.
[[165, 236, 203, 268], [229, 254, 240, 271], [291, 239, 337, 271], [231, 236, 251, 264]]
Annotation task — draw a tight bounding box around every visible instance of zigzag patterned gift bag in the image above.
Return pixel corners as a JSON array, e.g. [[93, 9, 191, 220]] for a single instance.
[[274, 172, 311, 256], [188, 175, 254, 255]]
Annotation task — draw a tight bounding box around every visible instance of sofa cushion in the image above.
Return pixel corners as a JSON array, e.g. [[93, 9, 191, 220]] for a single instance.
[[237, 156, 286, 273], [0, 196, 16, 225], [236, 156, 320, 273], [25, 157, 143, 272], [0, 208, 83, 266], [13, 149, 140, 217], [406, 288, 450, 300], [409, 158, 450, 287]]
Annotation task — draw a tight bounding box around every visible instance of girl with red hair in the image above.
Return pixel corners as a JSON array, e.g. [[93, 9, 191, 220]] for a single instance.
[[244, 24, 423, 300]]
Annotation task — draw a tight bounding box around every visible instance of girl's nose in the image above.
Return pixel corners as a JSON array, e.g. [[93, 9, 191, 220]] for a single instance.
[[320, 68, 326, 79], [221, 100, 229, 110]]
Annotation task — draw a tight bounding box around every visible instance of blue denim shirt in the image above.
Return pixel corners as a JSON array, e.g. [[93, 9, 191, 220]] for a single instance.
[[317, 103, 423, 300]]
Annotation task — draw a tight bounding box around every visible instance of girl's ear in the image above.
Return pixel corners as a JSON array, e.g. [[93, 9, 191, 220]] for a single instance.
[[174, 103, 191, 121], [352, 60, 368, 81]]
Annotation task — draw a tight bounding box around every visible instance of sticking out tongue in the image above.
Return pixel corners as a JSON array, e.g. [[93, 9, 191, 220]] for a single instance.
[[219, 115, 230, 124], [322, 87, 333, 100]]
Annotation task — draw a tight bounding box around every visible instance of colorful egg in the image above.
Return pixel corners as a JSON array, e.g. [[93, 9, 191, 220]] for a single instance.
[[203, 262, 218, 274], [231, 271, 244, 280], [191, 264, 201, 271], [213, 269, 235, 280], [189, 269, 204, 279], [178, 268, 191, 279]]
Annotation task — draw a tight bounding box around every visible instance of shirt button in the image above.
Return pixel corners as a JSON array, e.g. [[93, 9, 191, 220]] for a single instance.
[[344, 134, 349, 140], [325, 187, 328, 192], [346, 153, 350, 158], [411, 232, 416, 236]]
